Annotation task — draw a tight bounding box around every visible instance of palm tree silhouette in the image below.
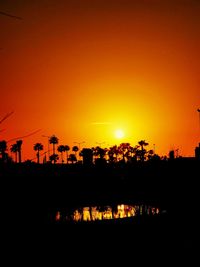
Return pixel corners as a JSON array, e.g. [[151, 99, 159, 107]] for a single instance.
[[80, 148, 93, 165], [16, 140, 23, 163], [118, 143, 131, 162], [10, 143, 18, 163], [33, 143, 44, 164], [72, 145, 79, 158], [109, 145, 119, 162], [68, 153, 77, 164], [57, 145, 65, 164], [49, 135, 59, 164], [49, 154, 59, 164], [64, 145, 70, 164], [0, 140, 7, 163], [138, 140, 149, 162]]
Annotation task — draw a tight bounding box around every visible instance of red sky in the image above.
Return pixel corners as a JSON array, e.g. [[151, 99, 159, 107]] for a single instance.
[[0, 0, 200, 161]]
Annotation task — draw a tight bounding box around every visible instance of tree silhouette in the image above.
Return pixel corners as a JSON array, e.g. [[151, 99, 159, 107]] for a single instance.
[[118, 143, 131, 162], [108, 145, 119, 162], [49, 135, 59, 164], [68, 153, 77, 164], [130, 145, 140, 161], [16, 140, 23, 163], [147, 149, 154, 161], [93, 146, 106, 159], [57, 145, 65, 164], [64, 145, 70, 164], [138, 140, 149, 162], [10, 143, 18, 163], [80, 148, 93, 166], [33, 143, 44, 164], [49, 154, 59, 164], [72, 146, 79, 158], [0, 140, 7, 163]]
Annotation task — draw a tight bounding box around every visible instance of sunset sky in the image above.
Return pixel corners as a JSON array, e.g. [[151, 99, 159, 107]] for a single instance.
[[0, 0, 200, 161]]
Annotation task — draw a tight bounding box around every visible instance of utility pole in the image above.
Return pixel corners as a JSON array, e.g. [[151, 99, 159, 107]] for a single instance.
[[197, 109, 200, 133]]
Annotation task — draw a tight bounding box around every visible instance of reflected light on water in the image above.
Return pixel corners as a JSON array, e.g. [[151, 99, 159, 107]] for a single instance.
[[54, 204, 160, 223]]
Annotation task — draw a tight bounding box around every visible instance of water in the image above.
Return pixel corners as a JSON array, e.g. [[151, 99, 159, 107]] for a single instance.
[[54, 203, 161, 223]]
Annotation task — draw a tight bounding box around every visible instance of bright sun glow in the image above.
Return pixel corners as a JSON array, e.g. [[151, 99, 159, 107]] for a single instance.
[[115, 129, 125, 139]]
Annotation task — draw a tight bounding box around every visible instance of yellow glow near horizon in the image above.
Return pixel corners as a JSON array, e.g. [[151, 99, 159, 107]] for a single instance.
[[115, 129, 125, 139], [1, 2, 199, 160]]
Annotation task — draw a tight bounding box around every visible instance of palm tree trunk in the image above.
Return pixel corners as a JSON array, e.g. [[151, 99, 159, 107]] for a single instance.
[[37, 149, 40, 164], [18, 149, 21, 163], [2, 151, 6, 163], [53, 144, 56, 164]]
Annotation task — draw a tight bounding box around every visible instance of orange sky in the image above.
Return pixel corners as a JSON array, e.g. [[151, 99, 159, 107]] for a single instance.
[[0, 0, 200, 161]]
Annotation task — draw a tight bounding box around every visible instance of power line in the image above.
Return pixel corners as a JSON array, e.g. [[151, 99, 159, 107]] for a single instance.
[[0, 11, 22, 20], [0, 111, 14, 125], [7, 129, 42, 143], [42, 135, 51, 161]]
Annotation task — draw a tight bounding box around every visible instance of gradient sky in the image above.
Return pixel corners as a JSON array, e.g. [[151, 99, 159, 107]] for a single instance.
[[0, 0, 200, 161]]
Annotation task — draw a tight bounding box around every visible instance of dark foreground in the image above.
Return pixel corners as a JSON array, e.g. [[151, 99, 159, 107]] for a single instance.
[[6, 206, 197, 264], [1, 215, 193, 264], [2, 159, 199, 263]]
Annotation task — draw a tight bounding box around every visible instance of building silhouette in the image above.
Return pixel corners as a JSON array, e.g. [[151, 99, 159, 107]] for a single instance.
[[195, 143, 200, 159]]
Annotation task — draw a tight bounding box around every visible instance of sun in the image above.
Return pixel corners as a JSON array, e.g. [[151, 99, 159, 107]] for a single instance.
[[114, 129, 125, 139]]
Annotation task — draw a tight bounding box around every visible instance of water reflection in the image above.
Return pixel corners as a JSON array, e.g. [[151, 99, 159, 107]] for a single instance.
[[55, 204, 160, 223]]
